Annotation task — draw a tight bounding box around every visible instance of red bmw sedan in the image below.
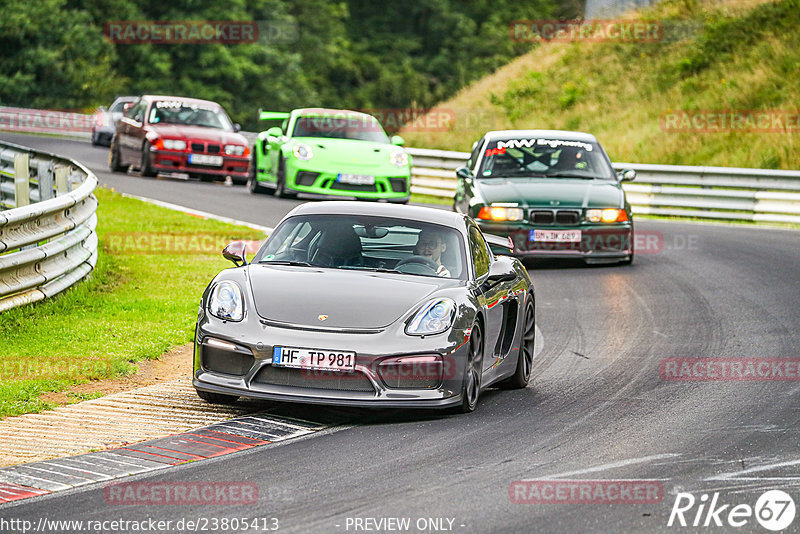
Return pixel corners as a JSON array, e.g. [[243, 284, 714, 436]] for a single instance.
[[110, 95, 250, 183]]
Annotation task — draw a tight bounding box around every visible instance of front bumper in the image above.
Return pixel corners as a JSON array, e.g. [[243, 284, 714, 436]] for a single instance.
[[477, 222, 633, 263], [193, 315, 470, 408], [150, 148, 250, 178], [280, 161, 411, 200]]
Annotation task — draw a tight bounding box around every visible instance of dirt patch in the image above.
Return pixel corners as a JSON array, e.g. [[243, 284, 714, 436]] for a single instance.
[[38, 343, 194, 406]]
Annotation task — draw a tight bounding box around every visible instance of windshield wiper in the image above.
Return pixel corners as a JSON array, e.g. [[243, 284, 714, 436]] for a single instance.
[[544, 172, 595, 179]]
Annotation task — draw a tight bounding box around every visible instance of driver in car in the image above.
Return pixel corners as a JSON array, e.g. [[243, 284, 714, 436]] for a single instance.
[[414, 229, 451, 277]]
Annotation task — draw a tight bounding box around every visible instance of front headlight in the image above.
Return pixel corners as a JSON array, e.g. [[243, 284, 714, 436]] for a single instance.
[[292, 143, 313, 161], [586, 208, 628, 223], [477, 206, 525, 222], [406, 298, 456, 336], [224, 144, 247, 156], [390, 149, 409, 167], [163, 139, 186, 150], [208, 281, 244, 322]]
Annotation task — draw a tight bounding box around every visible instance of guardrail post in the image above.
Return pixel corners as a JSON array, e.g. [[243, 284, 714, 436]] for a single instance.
[[55, 166, 68, 196], [14, 153, 30, 208], [38, 160, 55, 201]]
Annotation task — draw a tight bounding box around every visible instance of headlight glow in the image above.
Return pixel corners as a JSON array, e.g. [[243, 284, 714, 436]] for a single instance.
[[224, 144, 248, 156], [390, 149, 409, 167], [293, 143, 313, 161], [208, 281, 244, 321], [586, 208, 628, 223], [406, 298, 456, 336], [162, 139, 186, 150], [477, 206, 524, 222]]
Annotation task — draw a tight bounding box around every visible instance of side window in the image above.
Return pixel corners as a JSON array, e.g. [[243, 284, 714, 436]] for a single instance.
[[467, 138, 484, 170], [130, 100, 146, 123], [469, 226, 490, 278]]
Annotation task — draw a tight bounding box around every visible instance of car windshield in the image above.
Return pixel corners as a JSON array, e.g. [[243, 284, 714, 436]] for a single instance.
[[255, 215, 467, 280], [149, 100, 233, 130], [478, 138, 616, 180], [109, 99, 135, 113], [291, 115, 390, 143]]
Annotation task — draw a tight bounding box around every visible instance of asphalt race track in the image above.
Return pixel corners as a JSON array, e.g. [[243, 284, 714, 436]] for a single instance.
[[2, 132, 800, 533]]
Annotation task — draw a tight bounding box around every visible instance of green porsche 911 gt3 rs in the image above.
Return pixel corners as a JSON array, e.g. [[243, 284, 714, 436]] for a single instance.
[[454, 130, 637, 265], [248, 108, 411, 202]]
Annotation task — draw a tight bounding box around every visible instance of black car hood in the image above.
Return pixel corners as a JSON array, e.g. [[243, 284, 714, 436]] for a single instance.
[[247, 264, 460, 329]]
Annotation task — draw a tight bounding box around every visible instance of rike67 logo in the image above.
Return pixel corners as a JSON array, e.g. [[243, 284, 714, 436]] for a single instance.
[[668, 490, 795, 531]]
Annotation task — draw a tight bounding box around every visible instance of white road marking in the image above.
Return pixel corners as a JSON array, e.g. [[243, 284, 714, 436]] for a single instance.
[[706, 458, 800, 481], [538, 453, 680, 480], [534, 325, 544, 359], [116, 192, 274, 233]]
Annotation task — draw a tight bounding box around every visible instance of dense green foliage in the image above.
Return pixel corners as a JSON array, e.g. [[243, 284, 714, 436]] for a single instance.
[[0, 0, 581, 129]]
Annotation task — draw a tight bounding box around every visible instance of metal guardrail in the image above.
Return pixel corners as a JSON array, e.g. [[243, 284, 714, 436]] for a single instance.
[[406, 147, 800, 224], [0, 141, 98, 312]]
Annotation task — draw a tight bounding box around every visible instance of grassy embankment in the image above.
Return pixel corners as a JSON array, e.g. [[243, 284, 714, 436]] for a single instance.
[[0, 188, 264, 418], [402, 0, 799, 169]]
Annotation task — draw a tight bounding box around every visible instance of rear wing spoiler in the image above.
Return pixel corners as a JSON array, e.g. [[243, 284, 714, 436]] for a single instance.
[[484, 233, 514, 251], [259, 111, 290, 121]]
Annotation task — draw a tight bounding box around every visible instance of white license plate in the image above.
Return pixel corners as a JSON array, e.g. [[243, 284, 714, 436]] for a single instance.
[[530, 229, 582, 242], [337, 173, 375, 185], [272, 346, 356, 372], [189, 154, 223, 166]]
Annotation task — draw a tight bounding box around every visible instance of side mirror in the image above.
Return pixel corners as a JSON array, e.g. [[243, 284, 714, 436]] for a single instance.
[[456, 166, 473, 180], [618, 169, 636, 182], [485, 260, 516, 287], [222, 241, 248, 266], [233, 123, 241, 132], [391, 135, 405, 146], [266, 126, 283, 137]]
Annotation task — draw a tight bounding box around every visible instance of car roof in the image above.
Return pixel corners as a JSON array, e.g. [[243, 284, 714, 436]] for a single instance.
[[483, 129, 599, 143], [140, 95, 222, 108], [292, 108, 376, 120], [285, 201, 467, 230]]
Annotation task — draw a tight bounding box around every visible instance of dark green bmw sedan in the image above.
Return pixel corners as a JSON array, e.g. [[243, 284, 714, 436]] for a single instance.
[[453, 130, 636, 265]]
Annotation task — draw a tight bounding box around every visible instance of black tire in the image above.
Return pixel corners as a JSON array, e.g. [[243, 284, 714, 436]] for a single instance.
[[274, 157, 295, 198], [91, 131, 100, 146], [247, 150, 270, 194], [453, 322, 483, 413], [109, 139, 125, 172], [498, 300, 535, 389], [140, 141, 156, 177], [196, 389, 239, 405], [620, 224, 635, 265]]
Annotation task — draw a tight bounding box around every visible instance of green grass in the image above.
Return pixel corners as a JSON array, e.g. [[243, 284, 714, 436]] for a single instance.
[[0, 187, 265, 418], [400, 0, 800, 170]]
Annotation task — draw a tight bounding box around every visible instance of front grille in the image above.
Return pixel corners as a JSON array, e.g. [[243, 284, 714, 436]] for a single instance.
[[191, 142, 205, 152], [207, 144, 221, 154], [254, 365, 375, 392], [531, 210, 554, 224], [388, 177, 408, 193], [329, 181, 378, 192], [295, 171, 320, 186], [555, 210, 580, 225], [202, 346, 254, 376]]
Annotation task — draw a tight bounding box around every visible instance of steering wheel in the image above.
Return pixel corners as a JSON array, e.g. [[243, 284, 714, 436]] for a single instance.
[[394, 255, 439, 274]]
